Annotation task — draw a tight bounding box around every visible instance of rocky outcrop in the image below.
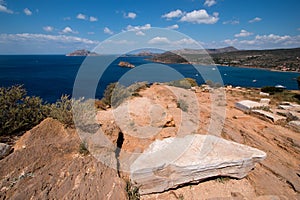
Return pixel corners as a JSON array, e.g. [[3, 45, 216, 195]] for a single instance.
[[118, 61, 135, 68], [130, 134, 266, 195], [0, 118, 127, 200]]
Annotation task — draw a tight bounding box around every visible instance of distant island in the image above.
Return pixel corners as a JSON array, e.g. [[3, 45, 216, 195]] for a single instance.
[[151, 47, 300, 72], [66, 49, 98, 56], [118, 61, 135, 68]]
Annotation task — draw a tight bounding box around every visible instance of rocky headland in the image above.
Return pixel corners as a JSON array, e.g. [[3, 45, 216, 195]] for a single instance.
[[1, 84, 300, 199]]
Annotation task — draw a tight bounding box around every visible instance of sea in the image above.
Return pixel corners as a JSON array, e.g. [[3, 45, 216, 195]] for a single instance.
[[0, 55, 299, 103]]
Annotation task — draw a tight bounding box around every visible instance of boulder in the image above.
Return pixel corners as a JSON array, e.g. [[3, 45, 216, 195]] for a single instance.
[[130, 134, 266, 195], [252, 110, 286, 124], [0, 143, 11, 159], [235, 100, 265, 112]]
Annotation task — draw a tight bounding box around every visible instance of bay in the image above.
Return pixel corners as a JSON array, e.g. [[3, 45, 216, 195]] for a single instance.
[[0, 55, 299, 103]]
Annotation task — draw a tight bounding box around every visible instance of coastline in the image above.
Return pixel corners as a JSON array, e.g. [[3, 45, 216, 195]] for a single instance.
[[149, 59, 300, 73]]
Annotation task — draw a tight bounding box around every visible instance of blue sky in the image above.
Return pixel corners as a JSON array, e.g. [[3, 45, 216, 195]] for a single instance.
[[0, 0, 300, 54]]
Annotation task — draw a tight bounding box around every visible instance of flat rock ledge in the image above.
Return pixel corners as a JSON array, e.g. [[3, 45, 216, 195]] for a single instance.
[[130, 134, 266, 195]]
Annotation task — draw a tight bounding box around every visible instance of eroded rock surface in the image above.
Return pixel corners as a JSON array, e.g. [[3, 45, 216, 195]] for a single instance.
[[131, 134, 266, 195]]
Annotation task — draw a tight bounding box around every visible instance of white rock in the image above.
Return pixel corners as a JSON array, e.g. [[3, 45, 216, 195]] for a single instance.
[[0, 143, 11, 159], [130, 134, 266, 195], [235, 100, 264, 112]]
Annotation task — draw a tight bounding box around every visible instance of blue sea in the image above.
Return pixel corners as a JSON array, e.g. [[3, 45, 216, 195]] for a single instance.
[[0, 55, 299, 103]]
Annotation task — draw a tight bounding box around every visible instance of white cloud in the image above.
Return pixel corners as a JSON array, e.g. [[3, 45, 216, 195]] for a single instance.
[[0, 0, 13, 14], [126, 24, 151, 32], [124, 12, 137, 19], [104, 27, 113, 35], [167, 24, 179, 29], [77, 13, 86, 20], [89, 16, 98, 22], [64, 17, 71, 21], [148, 37, 197, 46], [148, 37, 171, 45], [204, 0, 217, 7], [249, 17, 262, 23], [43, 26, 54, 32], [24, 8, 32, 16], [162, 9, 183, 20], [297, 28, 300, 31], [223, 20, 239, 25], [173, 38, 198, 45], [61, 26, 78, 34], [223, 34, 300, 49], [88, 32, 95, 35], [0, 5, 12, 14], [235, 30, 253, 37], [180, 10, 219, 24], [0, 33, 98, 44], [136, 31, 145, 36]]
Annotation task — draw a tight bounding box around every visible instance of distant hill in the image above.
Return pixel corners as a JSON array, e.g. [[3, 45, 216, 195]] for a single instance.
[[66, 49, 98, 56], [151, 47, 300, 72]]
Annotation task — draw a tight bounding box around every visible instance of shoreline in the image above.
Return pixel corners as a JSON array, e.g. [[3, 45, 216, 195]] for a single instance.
[[150, 59, 300, 74]]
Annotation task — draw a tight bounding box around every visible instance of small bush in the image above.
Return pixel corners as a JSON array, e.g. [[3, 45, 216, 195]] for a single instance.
[[167, 78, 197, 89], [102, 82, 149, 108], [79, 141, 89, 155], [125, 180, 140, 200], [48, 95, 74, 127], [261, 86, 283, 94], [0, 85, 48, 136], [177, 99, 189, 112]]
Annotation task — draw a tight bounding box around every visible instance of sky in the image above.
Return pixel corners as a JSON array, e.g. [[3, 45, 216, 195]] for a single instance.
[[0, 0, 300, 54]]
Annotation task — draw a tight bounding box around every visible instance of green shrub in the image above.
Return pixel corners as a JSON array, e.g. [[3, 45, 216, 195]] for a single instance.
[[102, 82, 149, 108], [261, 86, 283, 94], [125, 180, 140, 200], [167, 78, 197, 89], [79, 141, 89, 155], [48, 95, 74, 127], [0, 85, 48, 136], [177, 99, 189, 112]]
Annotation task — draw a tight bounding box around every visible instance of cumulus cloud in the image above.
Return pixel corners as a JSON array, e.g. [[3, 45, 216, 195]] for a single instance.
[[124, 12, 137, 19], [136, 31, 145, 36], [180, 9, 219, 24], [43, 26, 54, 32], [0, 0, 13, 14], [223, 34, 300, 49], [61, 26, 78, 34], [162, 9, 183, 20], [235, 30, 253, 37], [77, 13, 86, 20], [167, 24, 179, 29], [223, 20, 239, 25], [148, 37, 198, 46], [89, 16, 98, 22], [148, 37, 171, 45], [24, 8, 32, 16], [126, 24, 151, 32], [249, 17, 262, 23], [204, 0, 217, 7], [104, 27, 113, 35]]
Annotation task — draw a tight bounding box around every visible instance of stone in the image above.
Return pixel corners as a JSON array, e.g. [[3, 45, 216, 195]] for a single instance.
[[252, 110, 286, 124], [287, 121, 300, 132], [235, 100, 264, 112], [259, 92, 270, 96], [260, 98, 270, 106], [0, 143, 11, 159], [130, 134, 266, 195]]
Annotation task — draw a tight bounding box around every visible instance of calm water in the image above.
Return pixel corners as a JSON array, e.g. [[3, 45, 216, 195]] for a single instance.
[[0, 55, 299, 103]]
